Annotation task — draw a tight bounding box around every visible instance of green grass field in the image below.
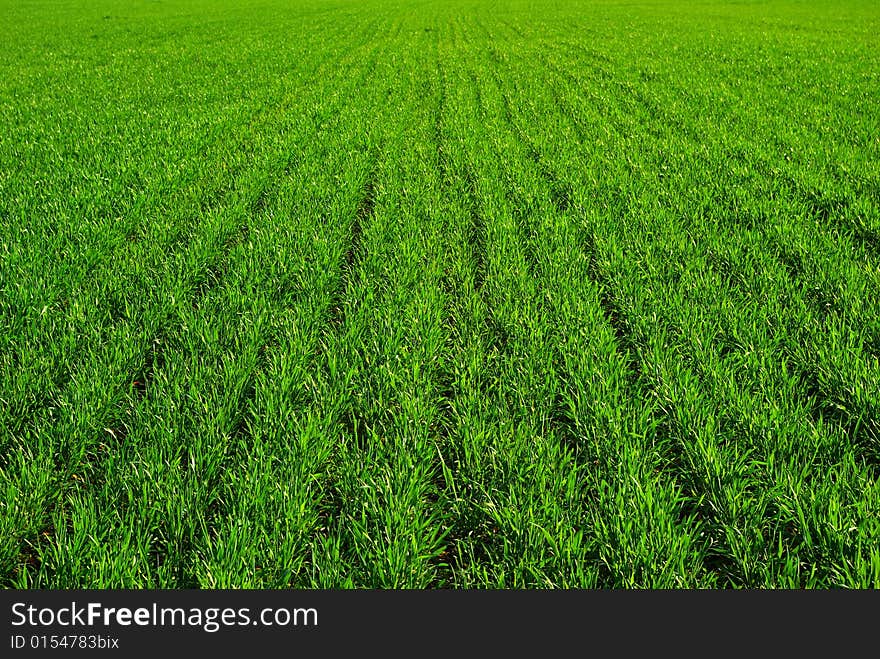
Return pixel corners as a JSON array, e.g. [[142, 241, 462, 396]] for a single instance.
[[1, 0, 879, 588]]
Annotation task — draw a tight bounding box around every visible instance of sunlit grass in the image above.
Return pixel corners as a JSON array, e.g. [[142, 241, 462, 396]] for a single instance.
[[1, 0, 878, 588]]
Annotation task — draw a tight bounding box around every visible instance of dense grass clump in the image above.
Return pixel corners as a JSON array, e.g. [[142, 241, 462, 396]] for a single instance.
[[1, 0, 878, 588]]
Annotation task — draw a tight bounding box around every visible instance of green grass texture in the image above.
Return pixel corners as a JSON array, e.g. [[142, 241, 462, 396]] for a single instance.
[[1, 0, 878, 588]]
